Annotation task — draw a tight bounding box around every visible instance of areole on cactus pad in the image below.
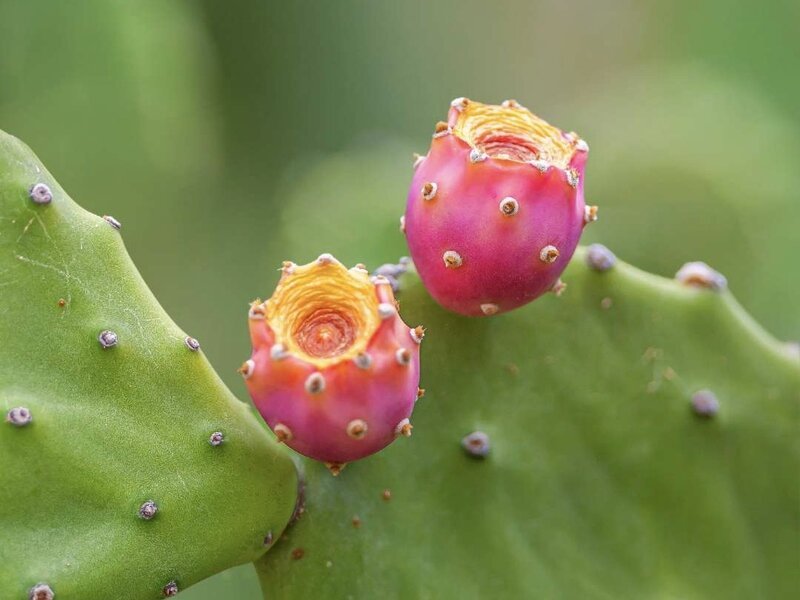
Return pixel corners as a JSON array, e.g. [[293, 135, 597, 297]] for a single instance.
[[404, 98, 596, 316], [244, 254, 422, 474]]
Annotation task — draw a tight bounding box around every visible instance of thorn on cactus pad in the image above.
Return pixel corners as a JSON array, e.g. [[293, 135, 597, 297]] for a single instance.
[[565, 168, 579, 188], [529, 158, 551, 173], [351, 515, 362, 528], [263, 530, 274, 547], [600, 297, 613, 310], [305, 372, 325, 394], [381, 489, 392, 501], [101, 215, 122, 231], [499, 197, 519, 216], [399, 215, 406, 233], [354, 352, 372, 369], [450, 97, 469, 111], [480, 303, 499, 316], [586, 244, 617, 272], [433, 121, 450, 138], [421, 181, 438, 201], [28, 583, 54, 600], [395, 348, 411, 366], [469, 148, 488, 163], [443, 250, 463, 269], [501, 98, 523, 109], [417, 387, 425, 400], [584, 205, 599, 224], [346, 419, 368, 439], [138, 500, 158, 520], [57, 298, 66, 307], [281, 261, 297, 276], [412, 152, 426, 169], [539, 245, 560, 263], [270, 343, 289, 361], [273, 423, 293, 443], [209, 431, 224, 446], [6, 406, 32, 427], [395, 418, 413, 437], [29, 183, 52, 205], [574, 138, 590, 152], [325, 462, 346, 476], [551, 279, 567, 296], [162, 581, 179, 597], [691, 390, 720, 418], [377, 302, 396, 319], [291, 547, 306, 560], [98, 330, 118, 348], [238, 359, 255, 380], [462, 431, 491, 458], [675, 262, 727, 292], [184, 336, 201, 351], [410, 326, 425, 344]]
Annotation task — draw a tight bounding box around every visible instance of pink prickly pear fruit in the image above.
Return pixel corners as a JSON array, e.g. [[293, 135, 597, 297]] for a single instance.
[[243, 254, 422, 474], [404, 98, 597, 316]]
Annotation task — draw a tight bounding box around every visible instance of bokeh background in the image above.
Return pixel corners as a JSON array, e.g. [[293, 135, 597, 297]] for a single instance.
[[2, 0, 797, 596]]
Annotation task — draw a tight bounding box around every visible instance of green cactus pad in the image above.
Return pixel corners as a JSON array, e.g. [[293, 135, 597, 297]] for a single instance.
[[256, 150, 799, 598], [0, 130, 298, 599]]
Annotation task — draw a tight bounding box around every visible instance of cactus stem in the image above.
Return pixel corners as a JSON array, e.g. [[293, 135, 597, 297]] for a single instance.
[[675, 262, 727, 292], [208, 431, 224, 446], [381, 489, 392, 501], [528, 158, 551, 173], [162, 580, 179, 597], [450, 97, 469, 111], [442, 250, 463, 269], [273, 423, 293, 443], [28, 183, 52, 205], [102, 215, 121, 230], [416, 387, 425, 400], [691, 390, 720, 418], [28, 583, 54, 600], [480, 303, 499, 316], [565, 168, 579, 188], [304, 373, 325, 395], [469, 148, 489, 163], [377, 302, 396, 319], [346, 419, 368, 439], [249, 301, 266, 320], [98, 329, 118, 348], [354, 352, 372, 369], [6, 406, 32, 426], [584, 205, 599, 224], [138, 500, 158, 520], [399, 215, 406, 233], [585, 244, 617, 272], [325, 462, 346, 476], [499, 197, 519, 216], [539, 245, 560, 264], [270, 343, 289, 361], [184, 336, 201, 351], [421, 181, 438, 201], [462, 431, 491, 458], [395, 348, 411, 366], [394, 418, 413, 437], [409, 325, 425, 344], [412, 153, 426, 170], [239, 359, 255, 380], [551, 279, 567, 296]]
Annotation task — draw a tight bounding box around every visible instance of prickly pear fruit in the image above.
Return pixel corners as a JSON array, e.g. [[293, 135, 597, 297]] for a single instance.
[[404, 98, 594, 316], [244, 254, 422, 472]]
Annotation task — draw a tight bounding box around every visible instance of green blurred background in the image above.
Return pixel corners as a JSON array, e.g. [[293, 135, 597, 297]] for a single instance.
[[2, 0, 797, 596]]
